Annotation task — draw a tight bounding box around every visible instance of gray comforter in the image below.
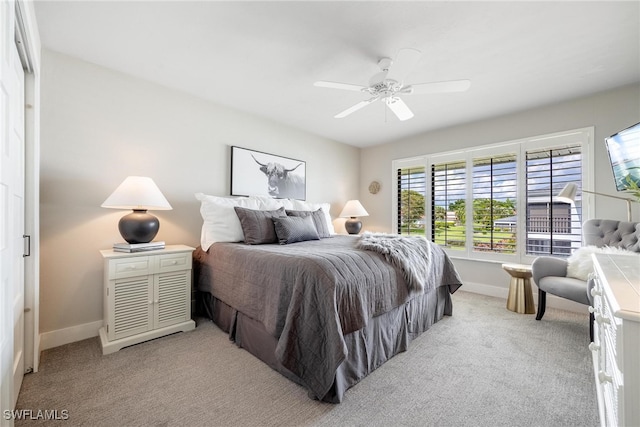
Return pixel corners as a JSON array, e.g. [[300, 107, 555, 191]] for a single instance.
[[195, 235, 461, 400]]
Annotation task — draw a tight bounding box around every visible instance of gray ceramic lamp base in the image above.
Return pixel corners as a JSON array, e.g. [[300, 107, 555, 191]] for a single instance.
[[345, 218, 362, 235], [118, 210, 160, 244]]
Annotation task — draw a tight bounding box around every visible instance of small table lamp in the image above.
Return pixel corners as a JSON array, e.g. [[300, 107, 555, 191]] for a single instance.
[[101, 176, 172, 244], [339, 200, 369, 235]]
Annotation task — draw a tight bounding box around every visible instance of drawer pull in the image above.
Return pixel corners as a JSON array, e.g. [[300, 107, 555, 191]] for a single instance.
[[598, 371, 612, 384], [588, 342, 600, 352], [595, 315, 610, 325]]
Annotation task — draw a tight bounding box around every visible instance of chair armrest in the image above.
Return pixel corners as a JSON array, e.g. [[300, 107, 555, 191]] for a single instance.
[[587, 277, 596, 305], [532, 256, 568, 284]]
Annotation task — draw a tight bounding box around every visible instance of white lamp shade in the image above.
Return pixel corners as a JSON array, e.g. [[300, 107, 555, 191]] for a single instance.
[[339, 200, 369, 218], [101, 176, 172, 211], [556, 183, 577, 204]]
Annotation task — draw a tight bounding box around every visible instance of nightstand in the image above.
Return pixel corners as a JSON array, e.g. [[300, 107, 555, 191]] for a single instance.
[[98, 245, 196, 355]]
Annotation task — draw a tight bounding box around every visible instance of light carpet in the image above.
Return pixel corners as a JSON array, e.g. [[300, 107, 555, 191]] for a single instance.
[[15, 291, 598, 426]]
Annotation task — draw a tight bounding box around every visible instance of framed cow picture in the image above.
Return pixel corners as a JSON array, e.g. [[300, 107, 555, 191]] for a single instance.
[[231, 146, 306, 200]]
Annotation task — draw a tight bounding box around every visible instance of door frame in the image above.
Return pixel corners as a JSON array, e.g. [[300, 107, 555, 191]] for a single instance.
[[15, 0, 40, 375]]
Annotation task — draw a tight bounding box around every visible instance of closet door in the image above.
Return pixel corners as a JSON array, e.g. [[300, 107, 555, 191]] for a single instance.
[[0, 1, 27, 416]]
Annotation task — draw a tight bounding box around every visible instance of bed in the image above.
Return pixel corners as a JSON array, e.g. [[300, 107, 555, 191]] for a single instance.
[[193, 233, 462, 403]]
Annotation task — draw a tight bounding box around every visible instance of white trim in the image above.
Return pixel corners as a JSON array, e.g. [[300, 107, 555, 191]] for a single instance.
[[38, 284, 588, 351], [14, 0, 40, 374], [461, 281, 509, 299], [462, 281, 588, 314], [39, 321, 103, 351], [392, 127, 595, 263]]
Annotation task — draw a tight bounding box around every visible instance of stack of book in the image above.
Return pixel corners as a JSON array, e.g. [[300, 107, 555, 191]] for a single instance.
[[113, 241, 165, 253]]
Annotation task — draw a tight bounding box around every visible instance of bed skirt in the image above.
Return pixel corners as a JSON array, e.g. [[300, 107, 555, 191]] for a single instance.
[[199, 285, 453, 403]]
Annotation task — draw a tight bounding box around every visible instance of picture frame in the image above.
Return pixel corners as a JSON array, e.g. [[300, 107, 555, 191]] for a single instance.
[[231, 146, 306, 200]]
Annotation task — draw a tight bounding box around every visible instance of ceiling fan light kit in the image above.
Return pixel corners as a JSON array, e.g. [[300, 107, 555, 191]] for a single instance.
[[315, 48, 470, 121]]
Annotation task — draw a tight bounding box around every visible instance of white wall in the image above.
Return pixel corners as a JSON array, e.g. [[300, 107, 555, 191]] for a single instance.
[[39, 50, 360, 346], [39, 48, 639, 346], [359, 83, 640, 304]]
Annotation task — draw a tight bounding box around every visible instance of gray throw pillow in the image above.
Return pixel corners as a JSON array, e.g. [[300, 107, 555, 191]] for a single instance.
[[273, 215, 320, 245], [234, 206, 286, 244], [285, 208, 330, 238]]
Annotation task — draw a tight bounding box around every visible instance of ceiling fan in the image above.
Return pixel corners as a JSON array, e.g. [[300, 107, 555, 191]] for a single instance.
[[314, 48, 471, 121]]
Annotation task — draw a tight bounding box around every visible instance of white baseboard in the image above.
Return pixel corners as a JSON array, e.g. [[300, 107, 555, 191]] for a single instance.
[[39, 320, 102, 351], [461, 281, 509, 300], [38, 281, 589, 351], [461, 281, 588, 314]]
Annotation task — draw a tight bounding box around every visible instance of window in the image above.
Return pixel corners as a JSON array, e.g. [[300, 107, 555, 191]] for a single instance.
[[431, 160, 466, 250], [526, 145, 583, 256], [392, 128, 593, 262], [472, 154, 517, 254], [397, 165, 426, 235]]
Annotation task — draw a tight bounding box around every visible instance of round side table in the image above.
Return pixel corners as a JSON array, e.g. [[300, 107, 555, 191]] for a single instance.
[[502, 263, 535, 314]]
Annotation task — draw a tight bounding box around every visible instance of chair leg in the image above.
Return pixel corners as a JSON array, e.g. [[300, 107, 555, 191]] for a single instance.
[[536, 289, 546, 320]]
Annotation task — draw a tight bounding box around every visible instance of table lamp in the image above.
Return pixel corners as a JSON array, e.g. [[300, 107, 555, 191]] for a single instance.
[[339, 200, 369, 234], [101, 176, 172, 244]]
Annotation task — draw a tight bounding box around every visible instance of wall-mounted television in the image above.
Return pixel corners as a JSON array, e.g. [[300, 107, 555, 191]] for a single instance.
[[605, 122, 640, 191]]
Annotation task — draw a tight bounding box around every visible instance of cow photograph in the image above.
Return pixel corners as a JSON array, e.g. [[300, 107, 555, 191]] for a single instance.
[[231, 146, 306, 200]]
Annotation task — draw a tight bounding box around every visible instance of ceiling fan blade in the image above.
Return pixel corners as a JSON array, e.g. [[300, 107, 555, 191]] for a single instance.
[[385, 48, 421, 84], [314, 81, 366, 92], [386, 97, 414, 121], [335, 97, 378, 118], [410, 79, 471, 95]]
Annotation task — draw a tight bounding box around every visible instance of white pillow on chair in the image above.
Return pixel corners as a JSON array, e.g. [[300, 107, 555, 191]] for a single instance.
[[566, 245, 638, 281]]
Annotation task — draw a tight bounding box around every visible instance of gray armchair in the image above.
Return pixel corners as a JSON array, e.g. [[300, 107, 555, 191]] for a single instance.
[[532, 219, 640, 326]]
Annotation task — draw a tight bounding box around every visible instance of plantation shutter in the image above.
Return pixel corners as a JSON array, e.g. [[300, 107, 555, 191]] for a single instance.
[[472, 154, 517, 254], [431, 161, 466, 250], [526, 145, 583, 256], [397, 166, 426, 235]]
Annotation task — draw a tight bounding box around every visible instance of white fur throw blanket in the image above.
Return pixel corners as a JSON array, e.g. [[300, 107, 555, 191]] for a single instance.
[[356, 232, 433, 293], [567, 245, 639, 281]]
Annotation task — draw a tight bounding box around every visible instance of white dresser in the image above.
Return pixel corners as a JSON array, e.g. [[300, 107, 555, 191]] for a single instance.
[[99, 245, 196, 355], [590, 254, 640, 427]]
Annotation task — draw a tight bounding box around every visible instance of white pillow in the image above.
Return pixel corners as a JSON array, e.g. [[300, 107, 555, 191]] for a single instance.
[[248, 195, 287, 210], [290, 200, 335, 235], [566, 245, 639, 281], [196, 193, 261, 250]]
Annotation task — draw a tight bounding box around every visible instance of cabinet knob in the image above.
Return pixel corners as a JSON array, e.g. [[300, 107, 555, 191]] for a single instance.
[[595, 314, 610, 325], [590, 288, 602, 297], [588, 342, 600, 352], [588, 306, 596, 314]]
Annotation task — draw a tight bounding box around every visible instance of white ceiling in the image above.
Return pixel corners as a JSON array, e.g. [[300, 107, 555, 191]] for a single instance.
[[34, 1, 640, 148]]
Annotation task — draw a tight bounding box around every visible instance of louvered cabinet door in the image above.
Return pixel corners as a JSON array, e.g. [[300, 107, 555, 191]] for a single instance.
[[108, 275, 154, 341], [154, 270, 191, 329]]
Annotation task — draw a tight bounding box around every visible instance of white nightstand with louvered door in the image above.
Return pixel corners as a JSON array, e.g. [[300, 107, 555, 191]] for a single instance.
[[99, 245, 196, 355]]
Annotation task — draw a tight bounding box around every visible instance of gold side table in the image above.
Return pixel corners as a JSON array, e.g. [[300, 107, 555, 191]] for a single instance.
[[502, 263, 535, 314]]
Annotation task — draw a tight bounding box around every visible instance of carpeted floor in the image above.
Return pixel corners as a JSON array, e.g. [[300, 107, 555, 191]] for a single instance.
[[15, 291, 598, 426]]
